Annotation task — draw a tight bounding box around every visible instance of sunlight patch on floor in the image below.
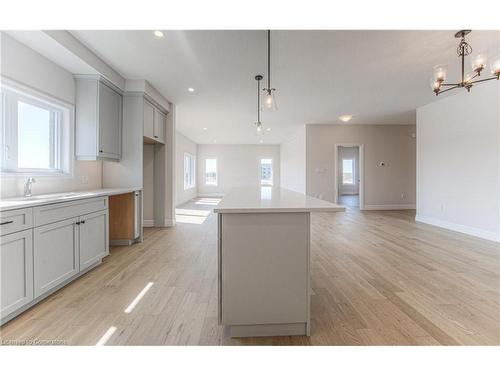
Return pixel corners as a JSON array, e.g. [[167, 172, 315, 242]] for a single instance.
[[175, 208, 210, 217], [95, 326, 117, 346], [194, 197, 221, 206], [175, 214, 207, 224], [124, 282, 154, 314]]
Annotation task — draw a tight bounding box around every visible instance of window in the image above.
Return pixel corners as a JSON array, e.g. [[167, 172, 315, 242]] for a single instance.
[[184, 153, 195, 190], [205, 158, 217, 186], [342, 159, 354, 184], [260, 158, 273, 186], [1, 82, 72, 175]]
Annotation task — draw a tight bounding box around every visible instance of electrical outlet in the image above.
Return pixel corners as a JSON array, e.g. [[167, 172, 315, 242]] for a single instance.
[[440, 204, 445, 212], [81, 175, 89, 184], [401, 193, 406, 199]]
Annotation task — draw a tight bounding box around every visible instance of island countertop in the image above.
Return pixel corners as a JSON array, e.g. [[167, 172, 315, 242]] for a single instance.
[[213, 187, 345, 214], [0, 187, 142, 212]]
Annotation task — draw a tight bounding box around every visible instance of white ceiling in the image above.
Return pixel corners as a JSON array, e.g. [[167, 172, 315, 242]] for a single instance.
[[70, 30, 500, 144]]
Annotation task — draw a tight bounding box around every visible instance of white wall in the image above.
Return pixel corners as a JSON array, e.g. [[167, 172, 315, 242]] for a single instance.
[[306, 124, 416, 208], [197, 144, 281, 196], [0, 32, 102, 198], [416, 84, 500, 242], [280, 126, 306, 193], [175, 131, 197, 206]]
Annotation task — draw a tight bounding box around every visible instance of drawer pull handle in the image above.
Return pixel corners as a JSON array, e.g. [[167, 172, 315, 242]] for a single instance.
[[81, 220, 86, 224], [0, 220, 14, 225], [75, 221, 81, 225]]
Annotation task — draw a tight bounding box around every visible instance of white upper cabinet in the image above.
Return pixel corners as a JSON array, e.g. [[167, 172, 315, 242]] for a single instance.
[[153, 107, 166, 143], [143, 100, 155, 140], [143, 99, 166, 144], [75, 77, 123, 161]]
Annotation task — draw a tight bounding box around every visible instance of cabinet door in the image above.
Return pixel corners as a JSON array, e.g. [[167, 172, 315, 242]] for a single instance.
[[79, 210, 108, 270], [34, 218, 79, 298], [0, 229, 34, 319], [143, 100, 155, 140], [153, 108, 166, 143], [98, 82, 122, 159]]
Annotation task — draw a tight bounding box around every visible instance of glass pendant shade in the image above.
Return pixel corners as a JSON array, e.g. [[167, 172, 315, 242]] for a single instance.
[[471, 54, 487, 72], [254, 121, 264, 137], [261, 89, 277, 111], [433, 65, 447, 82], [491, 55, 500, 76]]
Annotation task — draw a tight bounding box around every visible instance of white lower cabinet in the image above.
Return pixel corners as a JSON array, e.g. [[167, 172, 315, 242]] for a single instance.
[[34, 218, 79, 298], [1, 196, 110, 324], [0, 229, 34, 319], [79, 210, 108, 270]]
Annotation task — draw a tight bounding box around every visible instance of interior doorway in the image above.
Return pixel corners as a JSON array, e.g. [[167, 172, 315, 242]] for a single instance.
[[335, 144, 364, 209]]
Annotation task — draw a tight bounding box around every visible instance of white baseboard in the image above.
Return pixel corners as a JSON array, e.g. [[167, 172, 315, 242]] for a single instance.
[[143, 219, 155, 227], [197, 193, 224, 198], [362, 204, 416, 210], [415, 214, 500, 243]]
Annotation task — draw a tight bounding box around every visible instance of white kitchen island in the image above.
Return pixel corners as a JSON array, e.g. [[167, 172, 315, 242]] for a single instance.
[[214, 187, 345, 337]]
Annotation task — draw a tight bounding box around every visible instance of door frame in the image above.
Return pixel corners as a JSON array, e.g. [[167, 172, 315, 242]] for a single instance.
[[334, 144, 364, 210]]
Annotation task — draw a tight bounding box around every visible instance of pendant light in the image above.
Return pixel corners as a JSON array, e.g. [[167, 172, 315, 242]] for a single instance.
[[262, 30, 277, 111], [254, 75, 264, 136]]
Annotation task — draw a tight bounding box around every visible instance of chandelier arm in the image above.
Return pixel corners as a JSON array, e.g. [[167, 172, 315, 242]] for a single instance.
[[470, 76, 500, 84], [437, 85, 460, 95], [440, 83, 460, 86]]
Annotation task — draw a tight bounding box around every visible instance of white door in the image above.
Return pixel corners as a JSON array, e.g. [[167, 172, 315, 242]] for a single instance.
[[143, 100, 155, 140], [34, 218, 79, 298], [98, 82, 122, 159], [153, 108, 165, 143], [0, 229, 34, 319], [79, 210, 108, 270]]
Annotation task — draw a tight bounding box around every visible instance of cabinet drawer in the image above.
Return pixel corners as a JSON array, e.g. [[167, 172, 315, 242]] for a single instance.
[[33, 197, 108, 227], [0, 208, 33, 236]]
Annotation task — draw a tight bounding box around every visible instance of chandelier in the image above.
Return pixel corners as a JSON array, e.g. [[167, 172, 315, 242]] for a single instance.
[[431, 30, 500, 96]]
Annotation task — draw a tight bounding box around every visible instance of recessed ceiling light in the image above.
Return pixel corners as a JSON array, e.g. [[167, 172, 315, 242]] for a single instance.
[[213, 140, 217, 143], [153, 30, 164, 38], [266, 128, 272, 131], [339, 114, 353, 122], [203, 127, 207, 131], [259, 139, 264, 143], [188, 87, 195, 92]]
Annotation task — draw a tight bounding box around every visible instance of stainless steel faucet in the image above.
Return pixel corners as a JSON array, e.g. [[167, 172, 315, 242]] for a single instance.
[[24, 177, 36, 197]]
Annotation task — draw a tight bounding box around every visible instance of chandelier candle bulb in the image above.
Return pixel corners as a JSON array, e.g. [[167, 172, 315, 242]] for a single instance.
[[433, 65, 447, 82], [472, 54, 487, 73], [492, 56, 500, 76]]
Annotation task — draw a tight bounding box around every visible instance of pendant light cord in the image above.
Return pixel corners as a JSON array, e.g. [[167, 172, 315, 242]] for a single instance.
[[257, 77, 261, 123], [267, 30, 271, 90]]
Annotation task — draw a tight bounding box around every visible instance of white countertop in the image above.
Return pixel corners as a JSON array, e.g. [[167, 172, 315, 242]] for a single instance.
[[0, 187, 141, 212], [213, 187, 345, 214]]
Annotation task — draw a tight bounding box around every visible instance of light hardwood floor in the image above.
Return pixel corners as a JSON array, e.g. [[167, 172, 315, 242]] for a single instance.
[[1, 199, 499, 345]]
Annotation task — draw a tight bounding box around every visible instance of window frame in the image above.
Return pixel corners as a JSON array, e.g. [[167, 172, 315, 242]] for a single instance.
[[1, 79, 74, 177], [341, 158, 355, 185], [183, 152, 196, 190], [259, 158, 273, 186], [204, 158, 218, 186]]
